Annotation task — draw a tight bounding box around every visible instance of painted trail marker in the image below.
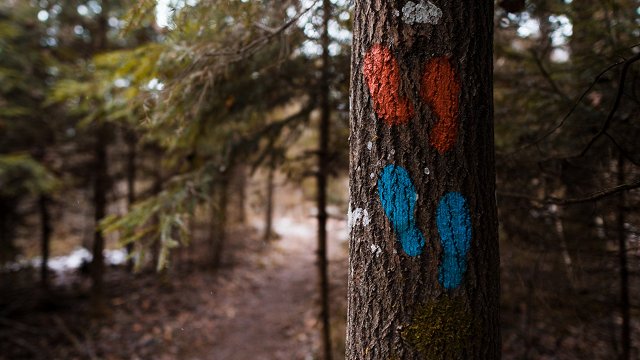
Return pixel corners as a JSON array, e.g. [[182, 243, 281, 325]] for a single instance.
[[363, 44, 415, 126], [364, 29, 470, 288], [421, 57, 461, 154], [436, 192, 472, 289], [377, 164, 425, 256]]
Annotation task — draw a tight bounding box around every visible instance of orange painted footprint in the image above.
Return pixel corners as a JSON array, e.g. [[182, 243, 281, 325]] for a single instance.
[[363, 44, 415, 126], [421, 57, 461, 154], [363, 45, 461, 154]]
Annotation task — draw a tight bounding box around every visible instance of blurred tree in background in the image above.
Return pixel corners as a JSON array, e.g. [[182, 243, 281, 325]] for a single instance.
[[494, 1, 640, 358]]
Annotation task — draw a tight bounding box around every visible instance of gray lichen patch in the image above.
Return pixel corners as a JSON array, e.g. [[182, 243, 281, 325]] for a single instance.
[[400, 1, 442, 25]]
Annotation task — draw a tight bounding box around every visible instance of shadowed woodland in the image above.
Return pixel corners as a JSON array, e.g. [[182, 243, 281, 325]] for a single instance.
[[1, 0, 639, 359]]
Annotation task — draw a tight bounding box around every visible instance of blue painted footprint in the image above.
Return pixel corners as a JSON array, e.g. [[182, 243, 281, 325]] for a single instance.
[[377, 165, 426, 256], [436, 192, 472, 289]]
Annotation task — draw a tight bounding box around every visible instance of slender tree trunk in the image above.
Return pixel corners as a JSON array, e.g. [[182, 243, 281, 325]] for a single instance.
[[90, 1, 109, 316], [211, 177, 229, 269], [0, 198, 19, 264], [151, 155, 162, 270], [616, 153, 630, 360], [0, 199, 9, 262], [217, 178, 228, 266], [91, 123, 108, 313], [553, 207, 576, 288], [317, 0, 333, 358], [125, 130, 137, 272], [346, 1, 499, 359], [560, 0, 603, 290], [236, 165, 247, 224], [209, 184, 217, 267], [187, 205, 197, 270], [39, 195, 52, 290], [560, 161, 598, 287], [264, 155, 275, 243]]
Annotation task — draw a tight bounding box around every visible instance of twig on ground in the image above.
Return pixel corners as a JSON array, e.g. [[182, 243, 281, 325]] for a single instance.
[[53, 315, 98, 360]]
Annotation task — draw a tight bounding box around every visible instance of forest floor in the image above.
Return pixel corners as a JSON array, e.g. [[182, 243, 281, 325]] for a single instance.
[[0, 215, 349, 360], [2, 210, 638, 359]]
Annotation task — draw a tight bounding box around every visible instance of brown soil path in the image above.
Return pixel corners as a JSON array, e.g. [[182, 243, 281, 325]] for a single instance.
[[0, 216, 348, 360], [177, 216, 348, 360]]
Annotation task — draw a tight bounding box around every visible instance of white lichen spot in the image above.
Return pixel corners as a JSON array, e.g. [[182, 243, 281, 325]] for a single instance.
[[401, 1, 442, 25], [347, 202, 355, 228], [392, 9, 400, 17], [424, 167, 430, 175], [367, 141, 373, 151], [370, 244, 382, 257], [349, 207, 363, 228], [362, 209, 371, 226], [349, 207, 371, 229], [390, 149, 396, 155], [370, 172, 375, 179]]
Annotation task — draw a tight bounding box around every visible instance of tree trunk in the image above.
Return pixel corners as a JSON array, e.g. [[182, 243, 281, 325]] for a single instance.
[[210, 176, 229, 269], [346, 1, 499, 359], [39, 195, 52, 290], [560, 161, 599, 287], [125, 130, 137, 272], [236, 165, 247, 224], [90, 1, 109, 316], [0, 199, 11, 262], [264, 155, 275, 243], [616, 153, 630, 360], [187, 209, 196, 270], [317, 0, 333, 358], [209, 184, 217, 267], [151, 156, 162, 270], [91, 123, 108, 314]]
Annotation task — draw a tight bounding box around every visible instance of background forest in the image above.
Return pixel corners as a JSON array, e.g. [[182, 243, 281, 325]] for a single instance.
[[0, 0, 638, 359]]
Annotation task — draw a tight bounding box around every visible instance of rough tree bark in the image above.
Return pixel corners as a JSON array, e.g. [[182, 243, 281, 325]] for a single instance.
[[317, 0, 333, 358], [346, 1, 499, 359]]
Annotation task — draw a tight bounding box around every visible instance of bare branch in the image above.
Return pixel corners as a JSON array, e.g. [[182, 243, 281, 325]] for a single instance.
[[577, 52, 640, 157], [506, 59, 624, 155], [498, 178, 640, 206], [204, 1, 319, 60]]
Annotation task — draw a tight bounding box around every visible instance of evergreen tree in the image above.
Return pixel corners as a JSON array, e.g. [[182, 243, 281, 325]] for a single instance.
[[346, 1, 500, 358]]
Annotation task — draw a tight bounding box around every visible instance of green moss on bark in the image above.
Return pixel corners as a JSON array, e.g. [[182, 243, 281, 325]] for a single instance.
[[401, 296, 475, 358]]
